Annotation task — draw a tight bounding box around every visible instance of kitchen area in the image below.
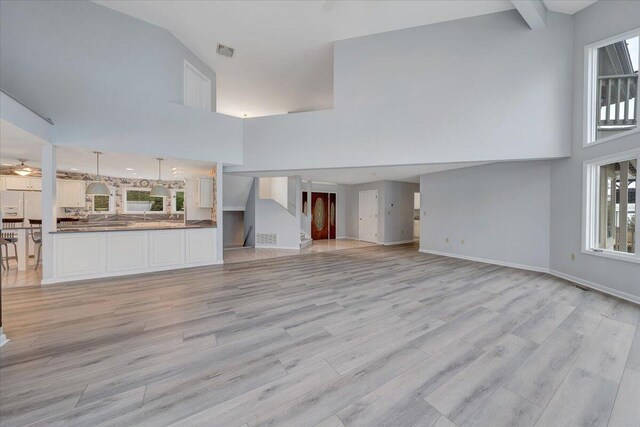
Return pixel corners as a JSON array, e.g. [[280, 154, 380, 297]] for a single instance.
[[1, 119, 222, 287]]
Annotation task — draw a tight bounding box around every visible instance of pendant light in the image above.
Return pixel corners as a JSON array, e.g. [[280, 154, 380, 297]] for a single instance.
[[86, 152, 110, 196], [150, 158, 170, 197]]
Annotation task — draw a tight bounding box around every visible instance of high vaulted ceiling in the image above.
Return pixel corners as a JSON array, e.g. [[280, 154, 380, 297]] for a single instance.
[[94, 0, 596, 118]]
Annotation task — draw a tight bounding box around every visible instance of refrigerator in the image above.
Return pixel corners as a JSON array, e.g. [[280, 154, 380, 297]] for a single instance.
[[1, 190, 42, 256]]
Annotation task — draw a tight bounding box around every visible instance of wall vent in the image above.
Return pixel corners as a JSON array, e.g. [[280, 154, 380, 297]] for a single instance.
[[256, 233, 278, 246], [217, 43, 234, 58]]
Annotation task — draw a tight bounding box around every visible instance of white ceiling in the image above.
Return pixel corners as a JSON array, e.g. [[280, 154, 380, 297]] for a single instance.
[[94, 0, 596, 118], [227, 161, 490, 185], [0, 120, 215, 180]]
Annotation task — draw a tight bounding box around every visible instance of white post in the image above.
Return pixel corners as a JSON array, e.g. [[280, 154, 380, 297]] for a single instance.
[[307, 181, 313, 240], [295, 176, 302, 245], [216, 163, 223, 263], [41, 143, 57, 283]]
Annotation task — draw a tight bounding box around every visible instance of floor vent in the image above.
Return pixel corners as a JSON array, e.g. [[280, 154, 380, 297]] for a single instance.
[[256, 233, 278, 246]]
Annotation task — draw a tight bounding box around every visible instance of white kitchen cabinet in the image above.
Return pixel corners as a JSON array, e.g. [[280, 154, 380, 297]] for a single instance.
[[197, 177, 214, 208], [4, 176, 41, 191], [59, 179, 86, 208]]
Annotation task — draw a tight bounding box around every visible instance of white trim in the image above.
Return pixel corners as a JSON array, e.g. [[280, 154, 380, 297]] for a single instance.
[[419, 249, 549, 273], [170, 189, 185, 214], [384, 240, 415, 246], [583, 28, 640, 148], [549, 269, 640, 306], [419, 249, 640, 306], [254, 244, 301, 250], [223, 206, 246, 211], [582, 148, 640, 264]]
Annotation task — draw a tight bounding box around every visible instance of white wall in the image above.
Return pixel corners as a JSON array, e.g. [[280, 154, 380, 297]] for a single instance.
[[231, 9, 573, 173], [549, 0, 640, 301], [243, 179, 256, 247], [420, 161, 551, 271], [259, 177, 288, 210], [223, 174, 253, 211], [343, 180, 418, 244], [0, 0, 243, 165], [254, 178, 300, 249]]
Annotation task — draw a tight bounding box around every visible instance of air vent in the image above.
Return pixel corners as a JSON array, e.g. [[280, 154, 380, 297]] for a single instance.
[[217, 43, 234, 58], [256, 233, 278, 246]]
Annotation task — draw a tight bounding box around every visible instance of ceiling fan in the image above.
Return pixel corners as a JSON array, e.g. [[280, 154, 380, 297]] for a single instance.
[[7, 160, 42, 177]]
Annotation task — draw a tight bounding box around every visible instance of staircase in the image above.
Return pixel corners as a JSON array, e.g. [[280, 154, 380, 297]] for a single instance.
[[300, 232, 312, 250]]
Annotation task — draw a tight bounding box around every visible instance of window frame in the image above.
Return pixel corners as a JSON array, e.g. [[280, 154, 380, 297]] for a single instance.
[[122, 187, 167, 214], [171, 189, 185, 214], [91, 185, 116, 214], [583, 27, 640, 148], [582, 148, 639, 264]]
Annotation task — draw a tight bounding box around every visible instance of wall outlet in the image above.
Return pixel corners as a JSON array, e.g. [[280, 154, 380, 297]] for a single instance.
[[445, 238, 449, 243], [571, 253, 575, 261], [461, 239, 465, 244]]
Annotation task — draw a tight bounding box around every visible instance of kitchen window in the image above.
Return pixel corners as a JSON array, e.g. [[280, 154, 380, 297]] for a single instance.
[[92, 186, 115, 214], [123, 188, 166, 214], [171, 190, 185, 213], [585, 29, 640, 146], [583, 149, 639, 263]]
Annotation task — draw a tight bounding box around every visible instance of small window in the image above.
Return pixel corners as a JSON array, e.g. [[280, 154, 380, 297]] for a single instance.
[[171, 190, 185, 213], [92, 186, 115, 213], [586, 29, 640, 145], [584, 149, 639, 263], [123, 189, 166, 213]]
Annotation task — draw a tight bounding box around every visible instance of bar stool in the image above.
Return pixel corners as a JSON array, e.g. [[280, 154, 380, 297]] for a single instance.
[[0, 238, 11, 270], [1, 218, 23, 269], [29, 219, 43, 270]]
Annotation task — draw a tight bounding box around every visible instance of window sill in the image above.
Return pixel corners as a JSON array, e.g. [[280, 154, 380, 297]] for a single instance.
[[581, 249, 640, 264], [583, 127, 640, 149]]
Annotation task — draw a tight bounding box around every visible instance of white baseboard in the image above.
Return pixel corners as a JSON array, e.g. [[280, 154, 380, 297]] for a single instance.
[[255, 244, 301, 250], [419, 249, 549, 273], [419, 249, 640, 306], [384, 240, 415, 246], [549, 269, 640, 306]]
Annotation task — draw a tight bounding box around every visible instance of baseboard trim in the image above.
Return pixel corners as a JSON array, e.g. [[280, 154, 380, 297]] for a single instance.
[[384, 240, 415, 246], [255, 244, 301, 250], [549, 269, 640, 306], [419, 249, 549, 273], [419, 249, 640, 306]]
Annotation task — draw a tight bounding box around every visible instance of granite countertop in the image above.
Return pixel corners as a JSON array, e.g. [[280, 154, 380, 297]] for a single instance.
[[51, 220, 216, 233]]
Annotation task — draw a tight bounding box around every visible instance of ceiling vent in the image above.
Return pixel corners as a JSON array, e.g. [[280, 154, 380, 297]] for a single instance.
[[217, 43, 234, 58]]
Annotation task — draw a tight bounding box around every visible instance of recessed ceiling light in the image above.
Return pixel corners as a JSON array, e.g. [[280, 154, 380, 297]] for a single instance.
[[126, 168, 134, 171], [2, 163, 12, 166], [70, 168, 78, 171]]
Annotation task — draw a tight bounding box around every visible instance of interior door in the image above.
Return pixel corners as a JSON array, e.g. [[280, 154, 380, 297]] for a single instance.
[[329, 193, 336, 239], [359, 190, 378, 243], [311, 192, 329, 240]]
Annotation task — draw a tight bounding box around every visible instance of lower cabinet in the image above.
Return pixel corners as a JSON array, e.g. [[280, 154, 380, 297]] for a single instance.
[[53, 228, 218, 282]]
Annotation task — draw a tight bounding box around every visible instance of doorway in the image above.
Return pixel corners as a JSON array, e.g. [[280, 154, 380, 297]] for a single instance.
[[309, 191, 337, 240], [358, 190, 378, 243]]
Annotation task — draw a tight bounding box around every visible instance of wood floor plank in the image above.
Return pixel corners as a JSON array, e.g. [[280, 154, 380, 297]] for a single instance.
[[0, 244, 637, 426], [534, 368, 617, 427]]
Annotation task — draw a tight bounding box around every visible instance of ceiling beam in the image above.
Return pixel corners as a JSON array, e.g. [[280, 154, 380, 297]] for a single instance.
[[511, 0, 547, 30]]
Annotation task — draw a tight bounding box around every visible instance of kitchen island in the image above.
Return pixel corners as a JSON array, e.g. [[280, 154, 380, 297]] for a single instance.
[[46, 220, 219, 284]]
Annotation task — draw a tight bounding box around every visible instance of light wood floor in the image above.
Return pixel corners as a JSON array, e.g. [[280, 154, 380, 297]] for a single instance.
[[1, 244, 638, 426], [1, 258, 42, 288], [224, 239, 376, 264]]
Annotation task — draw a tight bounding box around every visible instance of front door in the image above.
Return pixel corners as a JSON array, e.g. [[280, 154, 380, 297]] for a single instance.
[[311, 192, 329, 240], [329, 193, 336, 239]]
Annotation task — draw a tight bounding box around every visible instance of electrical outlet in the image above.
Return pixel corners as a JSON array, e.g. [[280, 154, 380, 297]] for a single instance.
[[445, 238, 449, 243], [571, 253, 575, 261], [461, 239, 464, 244]]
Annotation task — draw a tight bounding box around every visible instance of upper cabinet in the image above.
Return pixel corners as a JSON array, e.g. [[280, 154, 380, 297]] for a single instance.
[[58, 180, 86, 208], [197, 177, 214, 208], [4, 177, 41, 191]]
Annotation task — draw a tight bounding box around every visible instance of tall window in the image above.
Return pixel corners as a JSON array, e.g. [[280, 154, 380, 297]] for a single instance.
[[586, 29, 640, 145], [171, 190, 185, 213], [123, 189, 166, 213], [584, 149, 638, 262]]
